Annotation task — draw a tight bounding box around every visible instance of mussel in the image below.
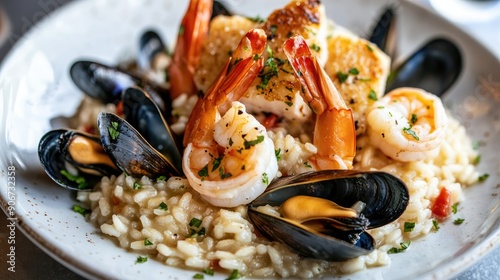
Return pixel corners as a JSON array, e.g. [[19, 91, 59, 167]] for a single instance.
[[38, 129, 120, 191], [98, 111, 182, 179], [247, 170, 409, 261], [138, 30, 170, 73], [368, 7, 462, 97], [212, 0, 232, 19], [121, 87, 183, 173], [70, 60, 170, 114]]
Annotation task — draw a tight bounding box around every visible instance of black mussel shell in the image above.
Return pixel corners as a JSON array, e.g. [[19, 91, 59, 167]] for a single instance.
[[138, 30, 169, 72], [38, 129, 119, 191], [122, 87, 183, 174], [70, 60, 169, 113], [369, 6, 397, 59], [248, 170, 409, 261], [212, 0, 232, 19], [385, 38, 462, 96], [98, 112, 181, 178]]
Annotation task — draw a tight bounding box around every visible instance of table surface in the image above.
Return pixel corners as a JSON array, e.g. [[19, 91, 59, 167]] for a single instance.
[[1, 0, 499, 279]]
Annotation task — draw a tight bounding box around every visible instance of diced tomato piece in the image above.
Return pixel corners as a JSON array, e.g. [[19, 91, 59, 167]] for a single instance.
[[432, 187, 451, 219], [262, 114, 279, 129]]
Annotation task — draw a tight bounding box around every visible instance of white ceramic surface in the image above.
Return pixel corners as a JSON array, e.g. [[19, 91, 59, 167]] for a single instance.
[[0, 0, 499, 279]]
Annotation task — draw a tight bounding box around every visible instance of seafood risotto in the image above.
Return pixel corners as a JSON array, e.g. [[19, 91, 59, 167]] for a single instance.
[[39, 0, 483, 279]]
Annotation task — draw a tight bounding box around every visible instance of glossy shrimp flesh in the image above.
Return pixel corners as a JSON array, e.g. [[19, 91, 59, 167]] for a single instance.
[[182, 29, 278, 207], [168, 0, 213, 99], [366, 87, 448, 161], [283, 35, 356, 170]]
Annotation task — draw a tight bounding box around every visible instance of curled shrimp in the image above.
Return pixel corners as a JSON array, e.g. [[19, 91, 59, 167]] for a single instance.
[[366, 87, 448, 161], [168, 0, 213, 99], [182, 29, 278, 207], [283, 35, 356, 170]]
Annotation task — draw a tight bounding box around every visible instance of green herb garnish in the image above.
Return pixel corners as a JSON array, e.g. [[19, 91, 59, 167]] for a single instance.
[[135, 256, 148, 264], [244, 135, 264, 149], [410, 114, 418, 124], [203, 268, 215, 276], [349, 68, 359, 75], [219, 166, 232, 179], [198, 165, 209, 177], [229, 137, 234, 147], [72, 205, 91, 216], [304, 162, 312, 168], [189, 218, 202, 228], [479, 174, 489, 182], [133, 182, 142, 190], [275, 148, 282, 161], [226, 269, 241, 280], [404, 222, 415, 232], [262, 173, 269, 185], [193, 273, 204, 279], [336, 71, 349, 83], [61, 170, 88, 189], [387, 241, 411, 254], [158, 202, 168, 211], [432, 220, 440, 231], [451, 203, 459, 214], [247, 15, 265, 23], [454, 218, 465, 225], [473, 155, 481, 165], [311, 44, 321, 52], [178, 25, 185, 36], [108, 121, 120, 140], [366, 44, 374, 52], [212, 155, 223, 172], [144, 239, 153, 246], [156, 175, 167, 182], [368, 89, 378, 101], [403, 126, 420, 140], [285, 101, 293, 107]]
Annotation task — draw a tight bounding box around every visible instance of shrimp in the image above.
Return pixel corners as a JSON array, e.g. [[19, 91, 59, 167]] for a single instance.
[[283, 35, 356, 170], [168, 0, 213, 99], [182, 29, 278, 207], [366, 87, 448, 161]]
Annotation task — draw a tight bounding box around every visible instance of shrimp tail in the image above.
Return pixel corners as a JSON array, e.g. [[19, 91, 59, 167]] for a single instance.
[[169, 0, 213, 99], [283, 35, 356, 169]]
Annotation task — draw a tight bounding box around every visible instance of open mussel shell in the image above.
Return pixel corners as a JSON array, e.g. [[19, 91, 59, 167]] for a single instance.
[[38, 129, 119, 191], [70, 60, 169, 113], [385, 37, 462, 96], [248, 170, 409, 261], [122, 87, 183, 173], [212, 0, 232, 19], [98, 112, 181, 178]]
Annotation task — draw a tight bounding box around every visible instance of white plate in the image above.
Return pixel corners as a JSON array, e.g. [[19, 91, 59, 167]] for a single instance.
[[1, 0, 499, 279]]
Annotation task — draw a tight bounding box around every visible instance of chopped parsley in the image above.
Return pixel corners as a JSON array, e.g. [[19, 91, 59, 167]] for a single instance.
[[219, 166, 232, 179], [285, 101, 293, 107], [336, 71, 349, 83], [348, 67, 359, 75], [246, 15, 265, 23], [403, 126, 420, 140], [410, 114, 418, 124], [454, 218, 465, 225], [451, 203, 459, 214], [158, 202, 168, 211], [189, 218, 203, 228], [404, 222, 415, 232], [270, 24, 278, 35], [257, 46, 283, 90], [275, 149, 282, 161], [144, 239, 153, 246], [193, 273, 204, 279], [368, 89, 378, 101], [72, 205, 91, 216], [135, 256, 148, 264], [156, 175, 167, 182], [244, 135, 265, 149], [198, 165, 209, 177], [310, 44, 321, 52], [387, 241, 411, 254], [262, 173, 269, 185], [479, 173, 489, 182], [473, 155, 481, 165], [212, 155, 223, 172], [432, 220, 440, 231], [366, 44, 374, 52], [304, 162, 312, 168], [178, 25, 185, 36], [133, 182, 142, 190], [61, 170, 88, 189], [226, 269, 242, 280], [108, 121, 120, 140], [203, 268, 215, 276]]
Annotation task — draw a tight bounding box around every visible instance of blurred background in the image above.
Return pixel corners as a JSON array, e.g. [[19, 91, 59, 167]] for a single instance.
[[0, 0, 498, 279]]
